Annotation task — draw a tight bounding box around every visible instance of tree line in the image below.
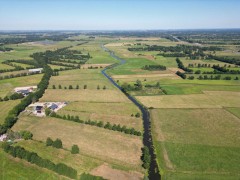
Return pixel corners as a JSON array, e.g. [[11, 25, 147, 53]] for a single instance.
[[142, 65, 166, 71], [2, 143, 77, 179], [47, 112, 142, 136], [0, 50, 53, 135]]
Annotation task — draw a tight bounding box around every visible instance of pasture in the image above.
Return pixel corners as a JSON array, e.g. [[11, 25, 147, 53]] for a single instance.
[[70, 41, 117, 64], [0, 149, 63, 179], [0, 100, 20, 124], [0, 41, 79, 61], [136, 91, 240, 108], [151, 108, 240, 179]]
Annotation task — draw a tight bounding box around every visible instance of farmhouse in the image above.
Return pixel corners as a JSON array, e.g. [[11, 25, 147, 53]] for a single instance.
[[49, 103, 58, 111], [35, 106, 43, 113], [17, 89, 30, 96], [28, 68, 43, 73]]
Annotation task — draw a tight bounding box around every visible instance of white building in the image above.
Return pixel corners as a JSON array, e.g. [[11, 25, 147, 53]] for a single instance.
[[28, 68, 43, 73]]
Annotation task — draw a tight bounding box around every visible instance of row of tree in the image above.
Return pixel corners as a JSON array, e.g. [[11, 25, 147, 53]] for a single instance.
[[0, 46, 13, 52], [52, 84, 107, 90], [176, 58, 193, 73], [0, 93, 24, 102], [141, 146, 151, 169], [0, 51, 53, 135], [0, 71, 42, 81], [142, 65, 166, 71], [48, 113, 142, 136], [2, 143, 77, 179], [212, 65, 240, 74]]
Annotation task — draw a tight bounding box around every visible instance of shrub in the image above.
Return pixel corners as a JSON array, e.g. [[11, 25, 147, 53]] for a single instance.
[[71, 145, 79, 154]]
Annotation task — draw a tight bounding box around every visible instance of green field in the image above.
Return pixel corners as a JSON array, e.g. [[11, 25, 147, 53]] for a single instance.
[[70, 41, 117, 64], [0, 41, 79, 61], [0, 149, 64, 179], [151, 108, 240, 179], [0, 63, 15, 70], [49, 69, 116, 90], [0, 74, 43, 97], [107, 58, 159, 75], [0, 100, 20, 124]]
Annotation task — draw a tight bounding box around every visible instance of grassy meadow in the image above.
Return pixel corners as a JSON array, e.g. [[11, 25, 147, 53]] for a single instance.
[[0, 149, 64, 180]]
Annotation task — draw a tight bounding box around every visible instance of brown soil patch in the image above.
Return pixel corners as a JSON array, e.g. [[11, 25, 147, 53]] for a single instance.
[[90, 163, 143, 180]]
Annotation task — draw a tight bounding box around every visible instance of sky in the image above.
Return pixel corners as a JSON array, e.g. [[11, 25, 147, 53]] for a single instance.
[[0, 0, 240, 30]]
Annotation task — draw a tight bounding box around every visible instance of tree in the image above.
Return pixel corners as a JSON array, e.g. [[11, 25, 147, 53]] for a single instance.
[[52, 85, 56, 89], [71, 145, 79, 154], [135, 112, 140, 118], [103, 85, 106, 90], [97, 85, 100, 90], [58, 84, 62, 89], [52, 138, 62, 149], [83, 85, 87, 89], [46, 137, 53, 146], [45, 108, 51, 116], [20, 130, 33, 140], [3, 96, 9, 101], [76, 85, 79, 89], [69, 85, 73, 89]]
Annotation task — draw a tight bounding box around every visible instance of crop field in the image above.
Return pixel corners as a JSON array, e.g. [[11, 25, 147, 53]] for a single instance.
[[0, 74, 43, 97], [0, 100, 20, 124], [0, 149, 63, 180], [12, 115, 143, 172], [151, 108, 240, 179]]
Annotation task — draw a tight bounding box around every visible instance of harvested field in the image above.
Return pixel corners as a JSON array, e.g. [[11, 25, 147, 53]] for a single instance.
[[57, 101, 142, 131], [91, 163, 143, 180], [12, 116, 143, 170], [136, 91, 240, 108], [49, 69, 115, 90], [40, 89, 129, 102]]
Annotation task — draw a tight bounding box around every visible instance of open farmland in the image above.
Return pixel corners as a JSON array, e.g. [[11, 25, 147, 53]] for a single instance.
[[0, 74, 43, 97], [58, 101, 142, 131], [151, 108, 240, 179], [12, 116, 143, 174], [0, 149, 64, 179], [136, 91, 240, 108], [49, 69, 116, 90], [0, 100, 20, 124]]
